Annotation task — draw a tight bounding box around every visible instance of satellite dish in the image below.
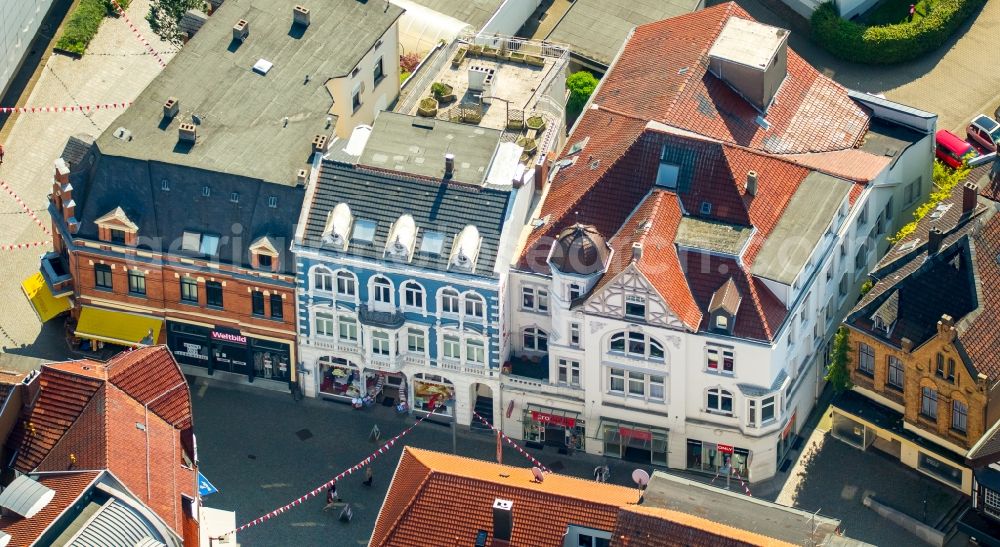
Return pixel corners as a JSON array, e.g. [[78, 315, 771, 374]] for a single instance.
[[531, 467, 544, 483], [632, 469, 650, 487]]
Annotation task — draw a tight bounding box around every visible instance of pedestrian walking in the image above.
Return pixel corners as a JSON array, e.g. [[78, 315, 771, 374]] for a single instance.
[[323, 483, 342, 511], [363, 465, 374, 487], [0, 144, 5, 164]]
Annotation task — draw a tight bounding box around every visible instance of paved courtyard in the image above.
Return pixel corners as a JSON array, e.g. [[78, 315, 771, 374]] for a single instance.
[[0, 0, 174, 360]]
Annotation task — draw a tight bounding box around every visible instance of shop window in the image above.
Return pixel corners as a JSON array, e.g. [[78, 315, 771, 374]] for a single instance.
[[522, 286, 549, 312], [609, 331, 664, 360], [313, 268, 333, 292], [706, 388, 733, 415], [557, 359, 580, 386], [336, 271, 356, 297], [857, 342, 875, 376], [372, 276, 392, 305], [466, 339, 485, 364], [686, 440, 749, 478], [403, 281, 424, 309], [523, 327, 548, 352], [371, 331, 390, 356], [407, 328, 425, 353], [921, 387, 938, 420], [464, 293, 485, 320], [127, 270, 146, 295], [706, 346, 734, 373], [887, 356, 904, 390], [252, 291, 265, 316], [413, 375, 455, 416], [568, 283, 583, 301], [441, 288, 460, 314], [206, 281, 223, 308], [180, 277, 198, 303], [270, 294, 283, 319], [624, 295, 646, 320], [315, 312, 334, 337], [952, 400, 967, 433], [917, 453, 962, 486], [338, 316, 358, 341], [608, 368, 625, 393], [94, 264, 113, 289], [443, 334, 460, 360], [569, 322, 581, 347]]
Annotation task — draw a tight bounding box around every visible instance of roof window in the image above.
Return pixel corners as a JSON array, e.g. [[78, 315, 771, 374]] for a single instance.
[[566, 137, 590, 156], [352, 219, 377, 244], [420, 231, 445, 255]]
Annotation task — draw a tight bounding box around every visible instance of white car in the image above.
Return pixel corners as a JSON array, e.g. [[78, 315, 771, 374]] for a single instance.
[[967, 114, 1000, 152]]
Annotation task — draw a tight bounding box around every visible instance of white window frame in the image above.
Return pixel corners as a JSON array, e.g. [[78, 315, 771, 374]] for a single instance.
[[624, 295, 646, 320], [407, 327, 425, 354], [568, 283, 583, 301], [314, 311, 334, 337], [402, 281, 425, 311], [608, 368, 625, 393], [336, 271, 357, 297], [442, 334, 461, 360], [466, 338, 485, 365], [339, 315, 358, 342], [312, 267, 333, 292], [609, 331, 665, 361], [706, 387, 734, 416], [371, 330, 390, 356], [706, 346, 734, 374], [522, 327, 548, 352], [372, 276, 393, 306], [569, 322, 581, 347], [464, 292, 485, 321], [522, 285, 549, 313], [440, 288, 460, 315], [557, 358, 581, 386]]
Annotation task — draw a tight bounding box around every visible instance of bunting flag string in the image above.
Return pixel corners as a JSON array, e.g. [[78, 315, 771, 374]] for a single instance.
[[472, 411, 549, 473], [0, 102, 132, 114], [0, 181, 51, 236], [0, 241, 48, 252], [219, 407, 439, 540], [108, 0, 168, 68], [731, 467, 753, 497]]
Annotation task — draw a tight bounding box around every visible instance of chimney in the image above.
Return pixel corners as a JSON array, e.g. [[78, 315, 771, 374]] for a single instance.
[[492, 499, 513, 543], [927, 227, 943, 254], [233, 19, 249, 42], [963, 181, 979, 213], [444, 153, 455, 178], [163, 97, 179, 119], [746, 170, 758, 196], [54, 158, 70, 185], [293, 5, 310, 26], [632, 242, 643, 261], [178, 123, 197, 144], [707, 19, 789, 112], [296, 168, 309, 187], [312, 134, 328, 153]]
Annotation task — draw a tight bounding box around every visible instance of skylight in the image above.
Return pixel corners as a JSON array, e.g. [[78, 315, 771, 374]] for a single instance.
[[656, 162, 680, 189], [200, 234, 221, 255], [420, 231, 445, 255], [181, 231, 201, 252], [567, 137, 590, 156], [352, 219, 377, 244]]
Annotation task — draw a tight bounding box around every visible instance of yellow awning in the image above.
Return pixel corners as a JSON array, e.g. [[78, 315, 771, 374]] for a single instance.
[[21, 272, 71, 323], [75, 307, 163, 347]]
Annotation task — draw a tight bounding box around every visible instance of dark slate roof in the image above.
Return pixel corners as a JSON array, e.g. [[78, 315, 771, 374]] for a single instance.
[[72, 152, 303, 275], [302, 162, 511, 278], [60, 134, 95, 172], [969, 416, 1000, 467]]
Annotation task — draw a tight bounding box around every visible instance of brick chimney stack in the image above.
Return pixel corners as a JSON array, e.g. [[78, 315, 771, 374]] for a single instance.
[[962, 181, 979, 213], [927, 227, 944, 255]]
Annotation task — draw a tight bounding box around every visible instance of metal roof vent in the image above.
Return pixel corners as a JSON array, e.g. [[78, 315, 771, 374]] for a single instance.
[[233, 19, 249, 42], [178, 123, 197, 144], [253, 59, 273, 75], [296, 168, 309, 187], [112, 127, 132, 142], [163, 97, 179, 119], [0, 475, 56, 518], [293, 5, 310, 26]]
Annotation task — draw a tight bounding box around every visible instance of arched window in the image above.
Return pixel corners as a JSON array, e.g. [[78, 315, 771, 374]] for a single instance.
[[403, 281, 424, 309], [372, 276, 392, 304], [441, 288, 460, 314], [523, 327, 548, 352], [312, 267, 333, 292], [336, 271, 356, 297], [609, 331, 665, 360], [706, 388, 733, 415], [464, 292, 485, 320]]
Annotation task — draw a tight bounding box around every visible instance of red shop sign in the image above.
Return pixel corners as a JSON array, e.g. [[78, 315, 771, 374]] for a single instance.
[[717, 444, 735, 454], [619, 427, 652, 442], [531, 411, 576, 428]]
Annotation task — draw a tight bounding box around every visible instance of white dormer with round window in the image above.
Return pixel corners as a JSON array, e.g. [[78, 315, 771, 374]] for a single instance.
[[322, 203, 353, 250], [450, 225, 481, 272], [385, 214, 417, 261]]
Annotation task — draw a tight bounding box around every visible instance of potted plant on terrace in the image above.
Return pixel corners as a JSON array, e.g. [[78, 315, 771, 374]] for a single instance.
[[417, 97, 438, 117]]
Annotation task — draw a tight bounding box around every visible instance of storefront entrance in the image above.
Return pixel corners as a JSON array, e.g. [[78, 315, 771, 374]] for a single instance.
[[167, 321, 292, 384], [686, 440, 750, 479], [413, 374, 455, 419], [522, 405, 585, 452], [600, 419, 667, 466]]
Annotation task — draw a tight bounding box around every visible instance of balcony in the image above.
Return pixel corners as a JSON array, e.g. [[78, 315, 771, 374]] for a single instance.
[[358, 307, 405, 329], [366, 353, 403, 373], [504, 354, 549, 381]]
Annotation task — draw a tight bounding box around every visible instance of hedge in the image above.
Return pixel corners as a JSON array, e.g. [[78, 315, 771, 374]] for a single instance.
[[810, 0, 985, 64], [55, 0, 131, 56]]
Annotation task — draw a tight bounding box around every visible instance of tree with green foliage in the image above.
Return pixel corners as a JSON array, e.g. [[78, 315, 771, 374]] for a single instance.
[[859, 278, 873, 297], [888, 157, 972, 244], [566, 71, 599, 120], [825, 327, 853, 394], [147, 0, 204, 43]]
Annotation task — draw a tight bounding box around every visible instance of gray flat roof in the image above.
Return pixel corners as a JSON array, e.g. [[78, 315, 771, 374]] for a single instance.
[[751, 171, 852, 284], [675, 217, 753, 256], [544, 0, 700, 67], [359, 111, 502, 184], [860, 118, 924, 166], [404, 0, 502, 29], [97, 0, 402, 186], [642, 472, 844, 545]]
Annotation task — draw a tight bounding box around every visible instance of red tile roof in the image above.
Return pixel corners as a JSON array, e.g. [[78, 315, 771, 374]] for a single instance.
[[5, 347, 196, 536], [0, 471, 100, 546], [371, 447, 640, 547], [595, 3, 870, 155]]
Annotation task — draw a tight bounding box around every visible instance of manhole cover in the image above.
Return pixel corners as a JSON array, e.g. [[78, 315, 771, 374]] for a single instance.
[[296, 428, 314, 441]]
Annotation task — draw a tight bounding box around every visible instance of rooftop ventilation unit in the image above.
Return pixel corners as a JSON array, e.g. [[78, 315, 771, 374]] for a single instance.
[[296, 168, 309, 187], [163, 97, 179, 119], [293, 5, 310, 26], [178, 123, 197, 144], [233, 19, 249, 42], [253, 59, 273, 75], [312, 134, 328, 153]]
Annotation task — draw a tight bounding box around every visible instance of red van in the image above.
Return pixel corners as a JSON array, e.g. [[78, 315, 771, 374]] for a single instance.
[[936, 129, 978, 168]]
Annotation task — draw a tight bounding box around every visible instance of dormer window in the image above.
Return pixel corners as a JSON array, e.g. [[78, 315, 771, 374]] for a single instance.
[[258, 254, 272, 269], [110, 229, 126, 244], [322, 203, 354, 250], [95, 206, 139, 246], [249, 235, 280, 272], [450, 225, 481, 272], [568, 283, 583, 301], [624, 295, 646, 320], [715, 315, 728, 330], [385, 214, 417, 261]]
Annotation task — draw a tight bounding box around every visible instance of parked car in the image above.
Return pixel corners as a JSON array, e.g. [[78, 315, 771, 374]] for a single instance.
[[967, 114, 1000, 152], [935, 129, 978, 168]]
